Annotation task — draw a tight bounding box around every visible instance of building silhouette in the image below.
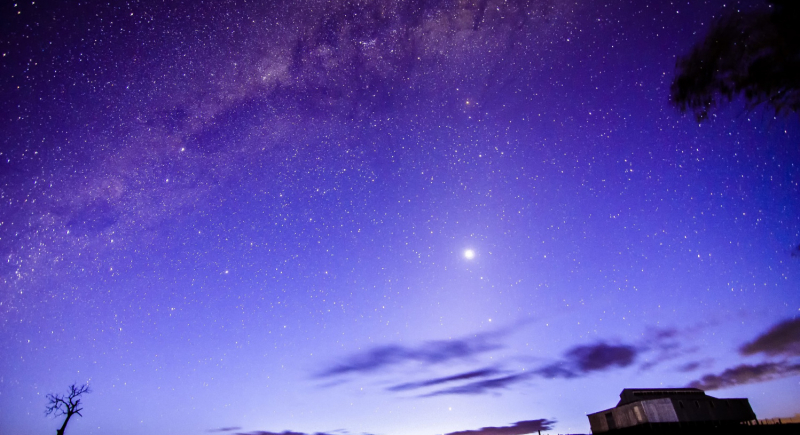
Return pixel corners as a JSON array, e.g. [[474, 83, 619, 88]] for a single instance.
[[585, 388, 798, 434]]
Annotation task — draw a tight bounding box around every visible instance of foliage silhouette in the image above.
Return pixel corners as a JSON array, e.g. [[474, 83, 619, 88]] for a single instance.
[[671, 0, 800, 120], [45, 383, 90, 435]]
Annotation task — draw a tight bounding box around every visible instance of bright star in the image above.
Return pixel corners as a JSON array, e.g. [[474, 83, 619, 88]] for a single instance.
[[464, 249, 475, 259]]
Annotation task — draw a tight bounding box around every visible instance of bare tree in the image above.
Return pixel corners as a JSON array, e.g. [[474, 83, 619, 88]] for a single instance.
[[45, 383, 90, 435]]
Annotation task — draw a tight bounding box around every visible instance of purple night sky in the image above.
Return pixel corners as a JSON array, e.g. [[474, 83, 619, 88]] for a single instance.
[[2, 0, 799, 434]]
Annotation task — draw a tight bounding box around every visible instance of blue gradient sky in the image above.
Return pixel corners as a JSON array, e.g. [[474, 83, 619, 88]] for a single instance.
[[2, 1, 799, 434]]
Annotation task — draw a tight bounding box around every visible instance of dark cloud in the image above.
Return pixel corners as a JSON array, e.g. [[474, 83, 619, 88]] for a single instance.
[[319, 330, 639, 397], [536, 342, 638, 378], [442, 419, 556, 435], [421, 373, 532, 397], [398, 341, 639, 396], [317, 332, 503, 378], [568, 342, 637, 371], [209, 428, 243, 433], [740, 318, 800, 357], [687, 362, 800, 390], [387, 368, 501, 392]]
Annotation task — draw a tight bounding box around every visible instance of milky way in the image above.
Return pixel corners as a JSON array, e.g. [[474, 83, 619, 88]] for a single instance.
[[2, 1, 800, 434]]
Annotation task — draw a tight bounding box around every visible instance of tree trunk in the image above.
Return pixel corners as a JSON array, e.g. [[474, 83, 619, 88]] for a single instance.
[[56, 412, 72, 435]]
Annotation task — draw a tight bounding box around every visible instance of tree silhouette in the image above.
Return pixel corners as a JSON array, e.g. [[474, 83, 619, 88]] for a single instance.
[[45, 383, 90, 435], [670, 0, 800, 121]]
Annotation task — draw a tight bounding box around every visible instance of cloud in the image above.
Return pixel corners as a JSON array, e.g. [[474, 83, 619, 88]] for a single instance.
[[534, 363, 578, 379], [235, 432, 336, 435], [315, 321, 541, 397], [639, 327, 681, 354], [648, 328, 680, 341], [236, 432, 306, 435], [567, 342, 637, 371], [687, 362, 800, 390], [387, 368, 501, 392], [536, 342, 638, 378], [208, 428, 242, 433], [316, 332, 504, 378], [740, 318, 800, 357], [421, 373, 532, 397], [318, 329, 641, 398], [676, 361, 703, 372], [636, 324, 715, 371], [442, 419, 556, 435], [414, 341, 639, 396]]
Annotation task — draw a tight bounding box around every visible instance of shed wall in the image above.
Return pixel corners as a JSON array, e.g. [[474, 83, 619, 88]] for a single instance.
[[612, 402, 647, 429], [671, 397, 755, 422], [641, 398, 679, 423], [588, 412, 609, 433]]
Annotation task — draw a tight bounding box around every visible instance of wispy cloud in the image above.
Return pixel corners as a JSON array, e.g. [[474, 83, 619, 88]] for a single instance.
[[442, 419, 556, 435], [419, 341, 640, 396], [316, 325, 647, 399], [687, 362, 800, 390], [676, 361, 704, 372], [208, 428, 242, 433], [235, 432, 308, 435], [235, 432, 337, 435], [639, 327, 682, 354], [740, 318, 800, 357], [536, 342, 638, 378], [421, 373, 533, 397], [316, 330, 509, 378], [387, 368, 501, 392]]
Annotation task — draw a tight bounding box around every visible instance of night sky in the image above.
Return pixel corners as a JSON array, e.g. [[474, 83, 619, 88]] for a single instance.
[[2, 1, 800, 434]]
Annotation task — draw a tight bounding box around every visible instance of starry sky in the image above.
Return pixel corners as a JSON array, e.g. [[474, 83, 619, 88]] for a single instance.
[[2, 0, 800, 434]]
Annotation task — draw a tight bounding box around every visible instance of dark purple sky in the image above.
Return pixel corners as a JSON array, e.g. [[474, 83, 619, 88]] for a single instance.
[[2, 1, 799, 434]]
